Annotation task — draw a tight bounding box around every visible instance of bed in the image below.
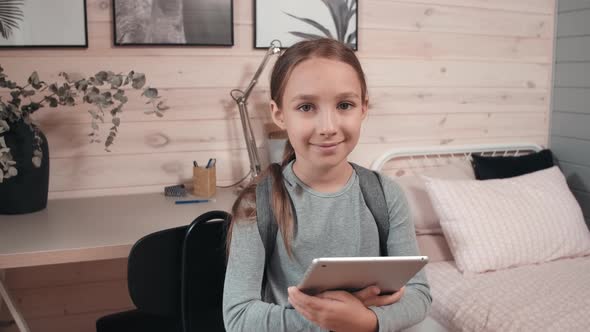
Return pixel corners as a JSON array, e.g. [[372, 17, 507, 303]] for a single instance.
[[370, 143, 590, 332]]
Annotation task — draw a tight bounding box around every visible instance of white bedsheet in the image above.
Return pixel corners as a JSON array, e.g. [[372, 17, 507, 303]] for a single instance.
[[424, 256, 590, 332]]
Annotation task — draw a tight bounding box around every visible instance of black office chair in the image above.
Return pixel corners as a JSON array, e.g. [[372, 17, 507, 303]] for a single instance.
[[182, 211, 228, 331], [96, 210, 230, 332]]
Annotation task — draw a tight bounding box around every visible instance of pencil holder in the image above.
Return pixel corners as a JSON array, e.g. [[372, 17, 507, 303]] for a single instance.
[[192, 165, 216, 198]]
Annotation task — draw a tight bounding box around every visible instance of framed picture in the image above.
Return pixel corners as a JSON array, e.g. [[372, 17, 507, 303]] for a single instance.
[[255, 0, 357, 50], [0, 0, 88, 48], [113, 0, 233, 46]]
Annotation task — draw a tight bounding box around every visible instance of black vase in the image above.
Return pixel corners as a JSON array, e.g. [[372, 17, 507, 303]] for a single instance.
[[0, 120, 50, 214]]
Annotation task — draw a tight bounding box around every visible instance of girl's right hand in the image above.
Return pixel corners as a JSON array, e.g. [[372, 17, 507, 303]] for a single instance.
[[352, 286, 405, 307]]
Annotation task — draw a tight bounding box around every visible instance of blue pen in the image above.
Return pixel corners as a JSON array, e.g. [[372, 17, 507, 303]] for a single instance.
[[175, 199, 210, 205], [205, 158, 213, 168]]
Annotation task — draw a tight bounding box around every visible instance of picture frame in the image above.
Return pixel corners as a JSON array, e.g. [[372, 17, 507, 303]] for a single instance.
[[254, 0, 358, 50], [113, 0, 234, 46], [0, 0, 88, 48]]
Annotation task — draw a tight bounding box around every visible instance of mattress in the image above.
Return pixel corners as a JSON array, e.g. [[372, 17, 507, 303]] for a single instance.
[[424, 256, 590, 332]]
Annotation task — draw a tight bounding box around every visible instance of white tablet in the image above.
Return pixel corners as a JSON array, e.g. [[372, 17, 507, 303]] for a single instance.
[[297, 256, 428, 295]]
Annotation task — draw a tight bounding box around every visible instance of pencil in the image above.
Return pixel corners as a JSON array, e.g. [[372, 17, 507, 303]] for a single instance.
[[175, 199, 211, 204]]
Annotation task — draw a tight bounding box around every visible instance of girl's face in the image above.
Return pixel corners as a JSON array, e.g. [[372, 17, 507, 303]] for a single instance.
[[271, 57, 368, 171]]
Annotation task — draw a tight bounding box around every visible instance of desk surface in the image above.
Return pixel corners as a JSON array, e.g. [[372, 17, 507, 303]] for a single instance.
[[0, 188, 236, 269]]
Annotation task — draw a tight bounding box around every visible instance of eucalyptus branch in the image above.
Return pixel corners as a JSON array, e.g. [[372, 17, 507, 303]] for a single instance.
[[0, 65, 167, 182]]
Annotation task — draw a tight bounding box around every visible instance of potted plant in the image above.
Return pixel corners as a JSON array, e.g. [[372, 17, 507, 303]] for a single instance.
[[0, 65, 168, 214], [286, 0, 357, 49]]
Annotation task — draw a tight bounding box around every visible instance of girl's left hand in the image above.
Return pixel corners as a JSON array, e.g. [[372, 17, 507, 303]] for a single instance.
[[288, 286, 378, 332], [353, 286, 405, 307]]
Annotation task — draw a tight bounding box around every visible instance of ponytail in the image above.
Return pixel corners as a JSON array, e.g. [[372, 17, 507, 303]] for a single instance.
[[268, 140, 296, 257], [226, 140, 297, 258]]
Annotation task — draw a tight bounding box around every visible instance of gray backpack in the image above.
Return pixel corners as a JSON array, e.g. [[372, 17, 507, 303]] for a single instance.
[[254, 163, 390, 288]]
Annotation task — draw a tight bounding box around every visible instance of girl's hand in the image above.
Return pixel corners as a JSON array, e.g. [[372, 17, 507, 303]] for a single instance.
[[288, 286, 378, 332], [352, 286, 405, 307]]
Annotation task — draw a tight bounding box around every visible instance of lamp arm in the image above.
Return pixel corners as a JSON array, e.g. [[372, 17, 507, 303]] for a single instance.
[[236, 101, 262, 177], [230, 40, 282, 179], [242, 40, 282, 100]]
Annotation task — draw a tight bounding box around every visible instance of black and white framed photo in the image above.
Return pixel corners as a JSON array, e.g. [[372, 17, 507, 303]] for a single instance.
[[0, 0, 88, 48], [113, 0, 233, 46], [255, 0, 357, 50]]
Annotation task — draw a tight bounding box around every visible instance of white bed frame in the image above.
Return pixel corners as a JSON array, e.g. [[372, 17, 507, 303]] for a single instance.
[[370, 143, 543, 173], [370, 143, 544, 332]]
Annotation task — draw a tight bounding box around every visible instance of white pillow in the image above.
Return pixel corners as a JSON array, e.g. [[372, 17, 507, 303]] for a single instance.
[[394, 160, 475, 234], [423, 166, 590, 273]]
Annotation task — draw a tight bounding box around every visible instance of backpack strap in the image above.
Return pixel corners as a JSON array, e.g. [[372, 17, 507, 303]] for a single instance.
[[350, 163, 389, 256], [255, 172, 278, 296]]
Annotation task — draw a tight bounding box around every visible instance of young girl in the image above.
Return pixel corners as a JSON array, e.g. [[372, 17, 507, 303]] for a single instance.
[[223, 38, 431, 332]]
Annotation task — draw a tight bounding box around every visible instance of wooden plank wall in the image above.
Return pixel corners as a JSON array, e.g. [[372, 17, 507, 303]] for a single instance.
[[0, 259, 131, 332], [551, 0, 590, 226], [0, 0, 554, 199], [0, 0, 555, 331]]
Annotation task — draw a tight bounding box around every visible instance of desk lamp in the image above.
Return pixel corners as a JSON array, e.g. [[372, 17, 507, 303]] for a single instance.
[[230, 40, 282, 180]]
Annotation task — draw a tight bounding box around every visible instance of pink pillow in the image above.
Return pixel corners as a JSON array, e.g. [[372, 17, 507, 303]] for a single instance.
[[423, 166, 590, 273], [416, 234, 453, 262], [394, 160, 475, 234]]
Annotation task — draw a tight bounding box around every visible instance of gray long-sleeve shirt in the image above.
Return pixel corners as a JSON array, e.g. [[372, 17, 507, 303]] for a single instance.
[[223, 162, 431, 331]]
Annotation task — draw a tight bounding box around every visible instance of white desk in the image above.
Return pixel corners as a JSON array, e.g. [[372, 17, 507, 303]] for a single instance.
[[0, 188, 236, 332]]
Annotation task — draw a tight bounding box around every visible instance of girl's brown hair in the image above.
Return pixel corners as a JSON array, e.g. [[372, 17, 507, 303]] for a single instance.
[[226, 38, 368, 258]]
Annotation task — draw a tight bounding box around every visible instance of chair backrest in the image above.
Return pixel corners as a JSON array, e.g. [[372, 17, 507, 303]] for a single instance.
[[127, 224, 187, 318], [181, 210, 230, 332]]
